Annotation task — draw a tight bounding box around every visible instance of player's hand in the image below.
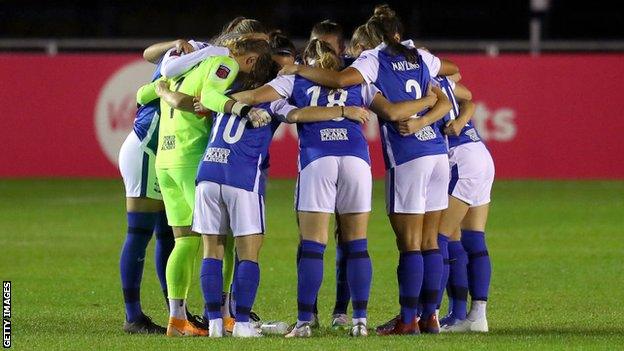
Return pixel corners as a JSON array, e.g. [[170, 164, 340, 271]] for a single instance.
[[444, 120, 463, 136], [193, 97, 210, 115], [155, 80, 170, 97], [343, 106, 370, 124], [278, 64, 299, 76], [174, 39, 194, 54], [396, 118, 426, 136], [247, 107, 272, 128]]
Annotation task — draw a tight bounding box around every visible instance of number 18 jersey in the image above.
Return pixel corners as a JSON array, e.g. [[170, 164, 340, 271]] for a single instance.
[[268, 75, 378, 170]]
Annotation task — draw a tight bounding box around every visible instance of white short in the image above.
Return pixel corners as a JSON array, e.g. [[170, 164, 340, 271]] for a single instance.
[[295, 156, 372, 214], [118, 131, 162, 200], [386, 154, 450, 214], [192, 181, 265, 236], [448, 142, 495, 207]]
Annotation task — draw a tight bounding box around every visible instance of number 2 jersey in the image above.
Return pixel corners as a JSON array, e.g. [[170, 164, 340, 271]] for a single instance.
[[268, 74, 378, 170], [351, 40, 447, 169], [433, 76, 482, 148], [196, 100, 296, 195]]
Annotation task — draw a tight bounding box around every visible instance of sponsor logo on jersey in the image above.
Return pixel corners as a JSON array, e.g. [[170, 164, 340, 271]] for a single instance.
[[320, 128, 349, 141], [215, 65, 231, 79], [465, 128, 481, 142], [391, 60, 420, 72], [414, 126, 437, 141], [94, 60, 156, 166], [161, 135, 176, 150], [204, 147, 231, 164]]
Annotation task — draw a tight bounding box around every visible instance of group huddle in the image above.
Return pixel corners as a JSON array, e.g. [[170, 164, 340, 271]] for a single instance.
[[118, 4, 495, 339]]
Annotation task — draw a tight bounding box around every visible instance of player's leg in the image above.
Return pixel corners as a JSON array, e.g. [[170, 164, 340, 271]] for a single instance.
[[459, 142, 495, 332], [377, 158, 428, 336], [223, 184, 266, 338], [193, 181, 228, 337], [118, 132, 166, 334], [461, 203, 491, 332], [331, 219, 351, 329], [287, 157, 337, 337], [153, 210, 174, 307], [335, 156, 372, 336], [418, 154, 450, 334], [159, 168, 206, 337], [438, 197, 470, 332]]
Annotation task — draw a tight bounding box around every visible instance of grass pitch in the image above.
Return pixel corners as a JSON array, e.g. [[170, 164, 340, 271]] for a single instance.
[[1, 179, 623, 350]]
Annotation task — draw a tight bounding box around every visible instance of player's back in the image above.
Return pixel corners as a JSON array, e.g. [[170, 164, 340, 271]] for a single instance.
[[196, 101, 284, 195], [289, 76, 371, 170]]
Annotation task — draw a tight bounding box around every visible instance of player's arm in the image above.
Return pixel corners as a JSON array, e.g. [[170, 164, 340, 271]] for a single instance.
[[444, 82, 475, 136], [440, 59, 460, 76], [143, 39, 194, 64], [161, 44, 229, 78], [269, 99, 369, 124], [369, 91, 438, 122], [278, 65, 365, 88], [155, 80, 195, 112], [395, 86, 452, 136], [231, 85, 283, 105], [287, 106, 370, 124]]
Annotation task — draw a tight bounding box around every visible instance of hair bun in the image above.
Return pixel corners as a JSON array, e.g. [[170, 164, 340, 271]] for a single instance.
[[373, 4, 396, 18]]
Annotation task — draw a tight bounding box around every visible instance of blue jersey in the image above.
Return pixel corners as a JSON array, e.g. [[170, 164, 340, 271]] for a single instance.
[[267, 75, 377, 170], [351, 40, 448, 169], [196, 100, 295, 195], [434, 76, 482, 148], [133, 60, 163, 154]]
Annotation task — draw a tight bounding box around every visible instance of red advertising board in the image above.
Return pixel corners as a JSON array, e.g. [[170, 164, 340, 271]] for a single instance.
[[1, 53, 623, 179]]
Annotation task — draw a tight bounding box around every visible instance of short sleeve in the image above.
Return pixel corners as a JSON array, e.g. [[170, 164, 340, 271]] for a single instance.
[[350, 49, 380, 84], [269, 99, 297, 123], [417, 48, 441, 77], [360, 84, 380, 107], [267, 75, 295, 98]]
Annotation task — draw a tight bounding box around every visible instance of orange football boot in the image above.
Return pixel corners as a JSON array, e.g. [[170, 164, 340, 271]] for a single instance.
[[166, 317, 209, 337]]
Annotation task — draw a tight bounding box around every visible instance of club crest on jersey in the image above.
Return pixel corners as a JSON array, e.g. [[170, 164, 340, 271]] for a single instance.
[[215, 65, 231, 79]]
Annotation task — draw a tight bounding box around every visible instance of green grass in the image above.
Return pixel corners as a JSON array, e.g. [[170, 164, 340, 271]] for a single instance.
[[1, 179, 623, 350]]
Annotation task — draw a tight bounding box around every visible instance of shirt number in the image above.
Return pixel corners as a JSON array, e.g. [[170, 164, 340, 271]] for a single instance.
[[306, 85, 348, 121]]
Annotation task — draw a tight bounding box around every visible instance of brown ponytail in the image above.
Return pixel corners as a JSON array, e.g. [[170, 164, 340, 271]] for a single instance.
[[303, 39, 341, 71], [365, 4, 417, 63]]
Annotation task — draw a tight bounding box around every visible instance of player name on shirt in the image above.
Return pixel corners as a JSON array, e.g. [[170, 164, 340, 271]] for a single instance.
[[391, 60, 420, 72], [320, 128, 349, 141], [204, 147, 231, 164]]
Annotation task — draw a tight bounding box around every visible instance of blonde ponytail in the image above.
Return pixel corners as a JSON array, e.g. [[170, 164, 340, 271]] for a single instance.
[[304, 38, 341, 71]]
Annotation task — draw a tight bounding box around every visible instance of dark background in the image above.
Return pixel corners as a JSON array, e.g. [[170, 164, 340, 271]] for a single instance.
[[1, 0, 622, 40]]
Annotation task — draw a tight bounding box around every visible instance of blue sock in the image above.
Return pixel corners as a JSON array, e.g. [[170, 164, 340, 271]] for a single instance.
[[235, 260, 260, 323], [397, 251, 423, 323], [154, 211, 174, 303], [229, 252, 239, 318], [461, 230, 491, 302], [448, 241, 469, 319], [297, 240, 326, 322], [437, 234, 450, 310], [296, 242, 318, 315], [200, 258, 223, 320], [346, 239, 371, 319], [120, 212, 156, 322], [421, 249, 443, 319], [333, 242, 351, 315]]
